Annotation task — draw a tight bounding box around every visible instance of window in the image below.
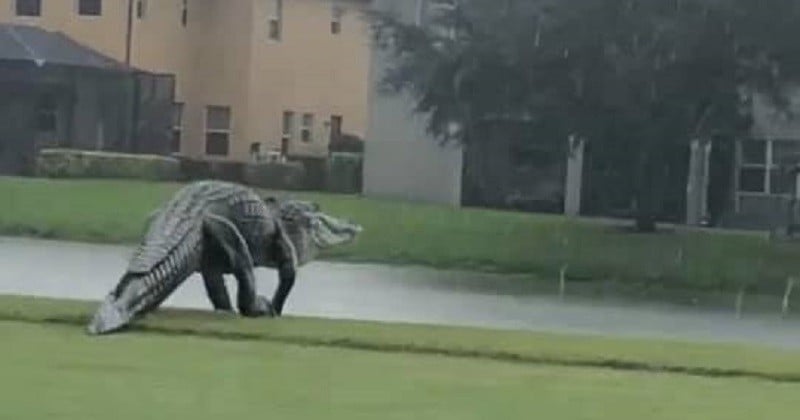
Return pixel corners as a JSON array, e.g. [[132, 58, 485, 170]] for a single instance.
[[136, 0, 146, 19], [738, 139, 800, 195], [331, 2, 343, 34], [738, 140, 770, 193], [36, 94, 57, 132], [171, 102, 183, 153], [329, 115, 342, 142], [282, 110, 295, 140], [250, 142, 262, 161], [301, 113, 314, 143], [268, 0, 283, 41], [181, 0, 188, 26], [205, 106, 231, 156], [15, 0, 41, 17], [78, 0, 102, 16]]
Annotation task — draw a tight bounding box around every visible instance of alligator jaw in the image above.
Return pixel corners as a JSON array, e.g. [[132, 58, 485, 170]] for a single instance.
[[86, 294, 132, 335], [311, 212, 363, 248]]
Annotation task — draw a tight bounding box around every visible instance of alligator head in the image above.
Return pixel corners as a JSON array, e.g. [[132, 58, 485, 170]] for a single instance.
[[278, 200, 362, 265]]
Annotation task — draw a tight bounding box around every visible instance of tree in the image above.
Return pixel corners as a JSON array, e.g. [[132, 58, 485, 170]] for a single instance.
[[368, 0, 800, 231]]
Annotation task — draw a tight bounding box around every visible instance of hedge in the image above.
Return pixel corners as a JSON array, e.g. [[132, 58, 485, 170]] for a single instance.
[[243, 161, 307, 190], [36, 148, 180, 181], [326, 152, 363, 194], [35, 149, 361, 194]]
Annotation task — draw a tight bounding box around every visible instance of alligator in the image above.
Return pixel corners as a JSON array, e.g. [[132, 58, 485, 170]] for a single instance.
[[86, 180, 362, 335]]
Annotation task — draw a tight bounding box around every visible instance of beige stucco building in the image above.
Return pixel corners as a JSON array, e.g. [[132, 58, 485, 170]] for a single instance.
[[0, 0, 372, 161]]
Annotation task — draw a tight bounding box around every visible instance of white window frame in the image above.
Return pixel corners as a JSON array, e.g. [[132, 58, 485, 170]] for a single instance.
[[736, 138, 800, 198], [282, 110, 295, 141], [301, 113, 314, 143], [204, 105, 232, 157], [331, 1, 343, 35], [737, 139, 771, 195], [135, 0, 147, 19], [171, 102, 184, 153], [268, 0, 283, 41], [181, 0, 188, 27]]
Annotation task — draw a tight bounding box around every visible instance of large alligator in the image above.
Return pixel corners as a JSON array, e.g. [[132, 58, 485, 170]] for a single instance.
[[86, 180, 362, 335]]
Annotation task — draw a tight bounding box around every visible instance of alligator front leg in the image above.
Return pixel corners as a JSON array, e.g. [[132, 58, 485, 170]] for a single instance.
[[266, 259, 295, 316], [271, 226, 298, 316], [203, 213, 275, 318], [201, 267, 233, 312]]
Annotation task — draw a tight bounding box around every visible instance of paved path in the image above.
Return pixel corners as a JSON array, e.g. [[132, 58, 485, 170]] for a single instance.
[[1, 236, 799, 349]]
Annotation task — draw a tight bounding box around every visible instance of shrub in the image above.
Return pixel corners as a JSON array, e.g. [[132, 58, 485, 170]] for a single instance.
[[326, 152, 363, 194], [243, 161, 307, 190], [36, 148, 179, 181]]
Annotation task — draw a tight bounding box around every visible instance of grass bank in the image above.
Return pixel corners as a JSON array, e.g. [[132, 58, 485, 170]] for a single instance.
[[1, 295, 799, 419], [2, 295, 800, 382], [4, 177, 800, 296]]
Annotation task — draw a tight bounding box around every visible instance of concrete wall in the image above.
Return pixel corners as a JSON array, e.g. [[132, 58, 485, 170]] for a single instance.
[[363, 0, 464, 206], [363, 136, 463, 205], [0, 0, 372, 161]]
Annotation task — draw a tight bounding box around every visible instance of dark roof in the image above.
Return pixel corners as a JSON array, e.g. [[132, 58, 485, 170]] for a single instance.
[[0, 24, 130, 72]]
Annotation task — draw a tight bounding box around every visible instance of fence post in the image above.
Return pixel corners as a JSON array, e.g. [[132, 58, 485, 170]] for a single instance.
[[735, 285, 746, 319], [559, 264, 568, 301], [782, 277, 796, 318]]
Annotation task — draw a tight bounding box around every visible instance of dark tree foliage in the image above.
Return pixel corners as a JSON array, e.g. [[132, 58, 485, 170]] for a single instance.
[[368, 0, 800, 231]]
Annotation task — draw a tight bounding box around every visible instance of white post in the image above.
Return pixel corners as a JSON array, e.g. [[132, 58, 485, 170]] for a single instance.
[[701, 140, 712, 222], [564, 135, 585, 217], [782, 278, 796, 318], [735, 286, 745, 319], [686, 138, 703, 226], [559, 264, 568, 301]]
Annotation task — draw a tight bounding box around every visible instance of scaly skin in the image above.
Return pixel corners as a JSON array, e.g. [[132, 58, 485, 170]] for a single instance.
[[86, 180, 361, 335]]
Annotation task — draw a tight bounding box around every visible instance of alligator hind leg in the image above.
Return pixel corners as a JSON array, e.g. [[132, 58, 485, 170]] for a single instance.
[[203, 213, 275, 318]]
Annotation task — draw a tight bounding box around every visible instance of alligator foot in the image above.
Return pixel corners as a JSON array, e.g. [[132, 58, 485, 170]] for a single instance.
[[240, 295, 277, 318]]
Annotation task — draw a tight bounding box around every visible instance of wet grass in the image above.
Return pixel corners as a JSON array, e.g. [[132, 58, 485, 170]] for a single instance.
[[5, 321, 799, 420], [4, 176, 800, 295], [3, 295, 800, 383], [1, 296, 799, 419]]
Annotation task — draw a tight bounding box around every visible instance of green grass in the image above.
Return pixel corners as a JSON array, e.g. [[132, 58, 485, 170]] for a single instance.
[[1, 296, 799, 419], [3, 295, 800, 382], [4, 176, 800, 295]]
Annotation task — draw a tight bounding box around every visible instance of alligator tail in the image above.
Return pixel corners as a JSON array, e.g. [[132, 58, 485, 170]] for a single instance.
[[87, 230, 202, 335]]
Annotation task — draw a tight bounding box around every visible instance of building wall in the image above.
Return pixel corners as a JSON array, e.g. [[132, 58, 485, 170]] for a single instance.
[[362, 0, 464, 206], [0, 0, 130, 59], [0, 0, 372, 162], [722, 87, 800, 230], [246, 0, 371, 159]]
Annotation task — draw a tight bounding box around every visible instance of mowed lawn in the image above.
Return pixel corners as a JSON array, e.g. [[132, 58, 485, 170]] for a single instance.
[[4, 176, 800, 295], [1, 296, 799, 419]]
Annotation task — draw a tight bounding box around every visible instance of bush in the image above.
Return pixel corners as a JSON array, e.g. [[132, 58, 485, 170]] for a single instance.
[[326, 152, 363, 194], [243, 161, 306, 190], [36, 148, 179, 181], [329, 133, 365, 154]]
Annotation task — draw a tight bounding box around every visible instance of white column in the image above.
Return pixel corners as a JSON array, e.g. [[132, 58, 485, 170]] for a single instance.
[[564, 134, 585, 217]]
